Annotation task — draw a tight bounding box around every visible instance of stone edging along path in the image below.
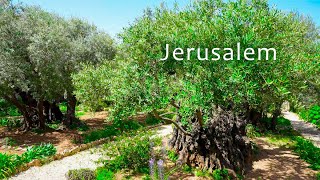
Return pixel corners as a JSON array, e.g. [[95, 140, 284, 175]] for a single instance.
[[283, 112, 320, 148], [10, 124, 172, 180], [10, 123, 167, 178]]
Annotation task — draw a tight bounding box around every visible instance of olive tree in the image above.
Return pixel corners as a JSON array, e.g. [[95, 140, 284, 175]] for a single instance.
[[108, 0, 319, 174], [0, 3, 116, 129]]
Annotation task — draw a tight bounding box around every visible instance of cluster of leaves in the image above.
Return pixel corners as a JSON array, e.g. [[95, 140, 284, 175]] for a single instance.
[[0, 143, 56, 178], [0, 99, 21, 117], [72, 63, 117, 112], [245, 124, 261, 138], [0, 117, 22, 129], [100, 131, 160, 174], [294, 137, 320, 170], [211, 169, 231, 180], [167, 149, 179, 162], [95, 168, 115, 180], [22, 143, 56, 162], [299, 105, 320, 128], [0, 153, 20, 179]]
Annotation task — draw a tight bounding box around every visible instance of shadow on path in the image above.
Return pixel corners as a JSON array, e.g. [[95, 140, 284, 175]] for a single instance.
[[283, 112, 320, 147]]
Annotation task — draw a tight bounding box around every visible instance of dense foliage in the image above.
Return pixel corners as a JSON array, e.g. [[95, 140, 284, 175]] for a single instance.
[[74, 0, 319, 130], [101, 131, 160, 174], [0, 1, 116, 129], [299, 105, 320, 128]]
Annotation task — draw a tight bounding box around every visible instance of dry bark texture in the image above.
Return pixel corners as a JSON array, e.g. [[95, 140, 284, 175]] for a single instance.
[[169, 107, 252, 175]]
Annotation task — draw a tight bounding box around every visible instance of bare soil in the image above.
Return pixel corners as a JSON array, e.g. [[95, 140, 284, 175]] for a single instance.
[[245, 137, 317, 180], [0, 111, 108, 155]]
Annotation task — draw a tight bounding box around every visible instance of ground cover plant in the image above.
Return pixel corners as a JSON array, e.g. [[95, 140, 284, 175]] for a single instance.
[[100, 131, 161, 175], [0, 143, 56, 179]]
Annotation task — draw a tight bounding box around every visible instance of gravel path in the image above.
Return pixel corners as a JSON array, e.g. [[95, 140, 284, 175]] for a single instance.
[[283, 112, 320, 147], [10, 125, 173, 180]]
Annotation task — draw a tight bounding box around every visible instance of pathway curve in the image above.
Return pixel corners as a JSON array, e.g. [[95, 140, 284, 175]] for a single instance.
[[283, 112, 320, 147], [10, 125, 173, 180]]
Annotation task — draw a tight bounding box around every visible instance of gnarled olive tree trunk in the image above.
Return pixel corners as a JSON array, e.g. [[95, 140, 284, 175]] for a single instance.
[[168, 107, 252, 175]]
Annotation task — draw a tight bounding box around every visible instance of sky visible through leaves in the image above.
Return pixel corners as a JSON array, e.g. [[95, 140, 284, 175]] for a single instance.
[[13, 0, 320, 38]]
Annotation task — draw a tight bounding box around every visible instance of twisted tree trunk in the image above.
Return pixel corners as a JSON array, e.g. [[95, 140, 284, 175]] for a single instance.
[[169, 107, 252, 175]]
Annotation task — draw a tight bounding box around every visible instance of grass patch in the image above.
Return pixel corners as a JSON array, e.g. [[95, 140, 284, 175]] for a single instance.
[[82, 120, 142, 144]]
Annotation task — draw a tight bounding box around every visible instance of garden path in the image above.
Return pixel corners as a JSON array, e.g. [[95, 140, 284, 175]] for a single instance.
[[10, 125, 173, 180], [283, 112, 320, 147]]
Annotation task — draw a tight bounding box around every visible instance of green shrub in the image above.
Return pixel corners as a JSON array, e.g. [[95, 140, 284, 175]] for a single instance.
[[22, 143, 57, 163], [260, 117, 293, 134], [0, 153, 22, 179], [102, 131, 158, 174], [96, 168, 114, 180], [182, 165, 192, 173], [66, 169, 96, 180], [0, 99, 21, 117], [59, 102, 68, 113], [194, 169, 210, 177], [294, 137, 320, 170], [212, 169, 230, 180], [299, 105, 320, 128], [316, 172, 320, 180], [167, 149, 178, 162], [309, 105, 320, 126], [0, 143, 56, 178], [0, 118, 8, 126], [245, 124, 261, 138], [0, 118, 22, 128], [70, 119, 89, 132]]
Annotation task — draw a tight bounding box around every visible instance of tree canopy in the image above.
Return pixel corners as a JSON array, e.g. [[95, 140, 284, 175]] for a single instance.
[[97, 0, 318, 128], [0, 2, 116, 129]]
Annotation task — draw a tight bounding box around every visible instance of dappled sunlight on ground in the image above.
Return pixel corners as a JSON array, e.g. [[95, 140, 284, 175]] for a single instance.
[[245, 138, 317, 180]]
